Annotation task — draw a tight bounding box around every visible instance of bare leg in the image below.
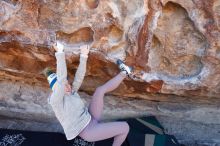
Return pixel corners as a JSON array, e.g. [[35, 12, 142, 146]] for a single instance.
[[89, 72, 126, 120], [79, 119, 129, 146]]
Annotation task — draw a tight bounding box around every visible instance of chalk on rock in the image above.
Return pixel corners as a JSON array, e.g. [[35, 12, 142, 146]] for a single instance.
[[142, 72, 160, 82]]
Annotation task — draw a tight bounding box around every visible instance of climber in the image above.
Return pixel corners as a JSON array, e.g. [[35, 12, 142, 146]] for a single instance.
[[44, 42, 134, 146]]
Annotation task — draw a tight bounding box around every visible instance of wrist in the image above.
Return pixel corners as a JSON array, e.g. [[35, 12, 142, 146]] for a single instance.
[[80, 54, 88, 58], [57, 49, 63, 53], [57, 42, 64, 52]]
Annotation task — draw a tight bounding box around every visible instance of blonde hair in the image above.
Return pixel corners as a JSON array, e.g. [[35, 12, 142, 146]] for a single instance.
[[43, 67, 55, 78]]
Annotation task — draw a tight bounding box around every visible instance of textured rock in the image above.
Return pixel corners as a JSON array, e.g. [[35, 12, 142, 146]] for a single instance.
[[0, 0, 220, 98], [0, 0, 220, 145]]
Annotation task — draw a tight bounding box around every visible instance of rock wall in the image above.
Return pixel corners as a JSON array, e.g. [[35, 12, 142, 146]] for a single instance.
[[0, 0, 220, 146]]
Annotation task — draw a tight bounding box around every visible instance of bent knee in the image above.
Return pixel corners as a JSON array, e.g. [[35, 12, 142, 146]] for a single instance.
[[124, 122, 130, 135], [119, 122, 129, 135], [95, 86, 106, 94]]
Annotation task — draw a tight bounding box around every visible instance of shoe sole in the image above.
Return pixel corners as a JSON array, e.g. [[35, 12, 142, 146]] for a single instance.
[[116, 59, 134, 74]]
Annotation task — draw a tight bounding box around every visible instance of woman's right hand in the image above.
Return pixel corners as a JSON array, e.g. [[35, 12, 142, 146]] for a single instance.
[[53, 42, 64, 52], [52, 43, 58, 52]]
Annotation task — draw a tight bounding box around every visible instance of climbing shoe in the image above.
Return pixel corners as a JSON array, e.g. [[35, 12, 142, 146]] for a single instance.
[[117, 59, 133, 77]]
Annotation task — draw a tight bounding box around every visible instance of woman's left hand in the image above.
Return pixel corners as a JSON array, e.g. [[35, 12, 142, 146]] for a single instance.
[[80, 45, 90, 56]]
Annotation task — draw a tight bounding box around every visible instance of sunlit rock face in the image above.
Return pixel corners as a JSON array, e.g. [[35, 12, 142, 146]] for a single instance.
[[0, 0, 220, 145]]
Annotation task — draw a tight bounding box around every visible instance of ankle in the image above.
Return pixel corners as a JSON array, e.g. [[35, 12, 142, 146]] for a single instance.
[[117, 59, 133, 78], [120, 71, 127, 78]]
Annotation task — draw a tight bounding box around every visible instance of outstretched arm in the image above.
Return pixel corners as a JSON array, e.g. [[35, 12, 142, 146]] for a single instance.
[[72, 45, 90, 92], [50, 43, 67, 104]]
